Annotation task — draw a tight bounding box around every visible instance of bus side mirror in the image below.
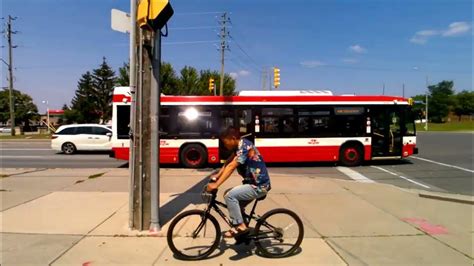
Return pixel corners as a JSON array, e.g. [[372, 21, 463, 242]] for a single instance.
[[106, 132, 112, 137]]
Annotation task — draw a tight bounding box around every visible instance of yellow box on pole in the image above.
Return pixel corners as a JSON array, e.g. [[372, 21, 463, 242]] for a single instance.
[[137, 0, 173, 31]]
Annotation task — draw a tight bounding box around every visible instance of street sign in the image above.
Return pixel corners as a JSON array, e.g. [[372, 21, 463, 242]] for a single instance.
[[111, 9, 131, 33]]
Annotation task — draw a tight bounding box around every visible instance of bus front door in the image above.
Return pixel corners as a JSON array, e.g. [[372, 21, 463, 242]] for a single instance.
[[371, 109, 402, 158]]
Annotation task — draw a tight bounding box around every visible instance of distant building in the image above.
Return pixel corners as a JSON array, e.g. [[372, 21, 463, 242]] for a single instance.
[[40, 109, 65, 127]]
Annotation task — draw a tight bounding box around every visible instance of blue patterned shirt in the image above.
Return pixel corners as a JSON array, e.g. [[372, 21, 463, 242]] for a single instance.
[[235, 138, 271, 192]]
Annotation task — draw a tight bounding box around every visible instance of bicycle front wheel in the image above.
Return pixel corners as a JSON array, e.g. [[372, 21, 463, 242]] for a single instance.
[[166, 209, 221, 260], [254, 208, 304, 258]]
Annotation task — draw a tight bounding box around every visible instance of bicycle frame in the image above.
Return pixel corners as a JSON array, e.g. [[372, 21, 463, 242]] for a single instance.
[[194, 190, 281, 242]]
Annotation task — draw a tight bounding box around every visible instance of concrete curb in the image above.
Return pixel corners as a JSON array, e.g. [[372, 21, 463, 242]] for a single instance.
[[418, 192, 474, 205]]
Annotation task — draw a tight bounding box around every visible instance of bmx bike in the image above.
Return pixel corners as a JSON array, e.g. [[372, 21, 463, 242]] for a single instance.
[[166, 178, 304, 260]]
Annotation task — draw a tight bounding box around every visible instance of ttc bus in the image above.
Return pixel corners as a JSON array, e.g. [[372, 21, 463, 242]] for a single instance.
[[111, 87, 418, 167]]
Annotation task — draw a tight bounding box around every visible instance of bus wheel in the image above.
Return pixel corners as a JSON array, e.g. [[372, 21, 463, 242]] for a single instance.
[[340, 145, 363, 167], [181, 144, 207, 168]]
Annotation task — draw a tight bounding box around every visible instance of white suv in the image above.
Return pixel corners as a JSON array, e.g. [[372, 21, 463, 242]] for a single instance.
[[51, 124, 112, 154]]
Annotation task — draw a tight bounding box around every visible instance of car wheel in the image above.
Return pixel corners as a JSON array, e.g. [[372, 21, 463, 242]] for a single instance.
[[62, 142, 77, 155]]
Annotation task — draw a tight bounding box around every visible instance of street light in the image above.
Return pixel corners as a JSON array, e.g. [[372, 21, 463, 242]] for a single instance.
[[413, 66, 429, 131], [42, 100, 50, 133]]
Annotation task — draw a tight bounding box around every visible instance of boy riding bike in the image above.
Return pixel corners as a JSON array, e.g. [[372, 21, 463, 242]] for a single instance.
[[206, 127, 271, 238]]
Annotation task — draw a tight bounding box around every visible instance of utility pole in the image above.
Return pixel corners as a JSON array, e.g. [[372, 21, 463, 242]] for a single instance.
[[382, 83, 385, 95], [128, 0, 138, 229], [6, 16, 17, 136], [261, 68, 268, 90], [402, 83, 405, 98], [131, 0, 173, 232], [218, 12, 230, 96]]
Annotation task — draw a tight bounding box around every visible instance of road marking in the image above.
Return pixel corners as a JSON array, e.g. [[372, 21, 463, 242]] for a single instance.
[[336, 167, 375, 183], [411, 156, 474, 174], [371, 165, 431, 189]]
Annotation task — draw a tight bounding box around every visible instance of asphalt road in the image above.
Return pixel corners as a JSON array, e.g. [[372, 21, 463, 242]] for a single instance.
[[1, 132, 472, 196], [0, 141, 126, 168]]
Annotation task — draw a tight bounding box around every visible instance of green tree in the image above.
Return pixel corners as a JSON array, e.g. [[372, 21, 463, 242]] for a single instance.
[[411, 94, 426, 120], [0, 88, 38, 128], [453, 90, 474, 121], [160, 62, 179, 95], [428, 80, 455, 123], [198, 70, 220, 95], [178, 66, 199, 95], [222, 73, 236, 96], [117, 62, 130, 86], [91, 57, 117, 122]]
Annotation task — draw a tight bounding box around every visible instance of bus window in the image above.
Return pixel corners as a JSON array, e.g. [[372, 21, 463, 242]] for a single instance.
[[159, 107, 170, 134], [237, 109, 252, 134], [220, 108, 235, 132], [117, 105, 130, 139], [261, 107, 295, 136], [297, 108, 332, 137], [333, 107, 365, 137], [298, 117, 310, 133], [403, 108, 416, 136], [177, 107, 216, 137]]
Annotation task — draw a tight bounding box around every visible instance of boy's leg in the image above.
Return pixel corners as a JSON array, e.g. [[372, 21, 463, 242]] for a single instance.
[[224, 184, 260, 227]]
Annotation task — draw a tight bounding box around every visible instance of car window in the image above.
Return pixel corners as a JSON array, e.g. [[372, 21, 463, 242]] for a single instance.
[[76, 127, 94, 134], [93, 127, 111, 135], [57, 127, 76, 135]]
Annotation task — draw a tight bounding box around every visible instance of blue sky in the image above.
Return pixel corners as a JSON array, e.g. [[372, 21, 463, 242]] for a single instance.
[[1, 0, 472, 112]]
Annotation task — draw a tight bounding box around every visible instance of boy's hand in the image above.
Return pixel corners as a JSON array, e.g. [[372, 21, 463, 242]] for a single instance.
[[206, 183, 218, 192]]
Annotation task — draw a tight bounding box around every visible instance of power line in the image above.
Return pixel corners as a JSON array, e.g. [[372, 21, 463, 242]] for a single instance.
[[168, 26, 222, 30], [229, 35, 262, 70], [163, 40, 220, 45], [174, 12, 225, 15]]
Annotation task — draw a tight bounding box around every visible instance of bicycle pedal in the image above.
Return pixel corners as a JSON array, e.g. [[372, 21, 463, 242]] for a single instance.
[[234, 232, 250, 245]]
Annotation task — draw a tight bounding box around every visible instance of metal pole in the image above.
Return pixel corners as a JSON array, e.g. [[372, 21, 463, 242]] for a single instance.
[[47, 105, 50, 133], [138, 28, 144, 230], [219, 12, 227, 96], [7, 16, 15, 136], [149, 30, 161, 231], [402, 83, 405, 98], [128, 0, 137, 229]]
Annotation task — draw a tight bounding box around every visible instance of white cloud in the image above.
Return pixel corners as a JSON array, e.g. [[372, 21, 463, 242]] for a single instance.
[[410, 30, 439, 44], [342, 58, 358, 64], [442, 22, 471, 37], [349, 45, 367, 54], [238, 70, 250, 77], [410, 22, 471, 44], [229, 72, 239, 79], [300, 60, 326, 68], [229, 70, 251, 79]]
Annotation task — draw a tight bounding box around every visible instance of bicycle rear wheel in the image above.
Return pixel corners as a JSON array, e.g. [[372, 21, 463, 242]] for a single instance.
[[166, 209, 221, 260], [254, 208, 304, 258]]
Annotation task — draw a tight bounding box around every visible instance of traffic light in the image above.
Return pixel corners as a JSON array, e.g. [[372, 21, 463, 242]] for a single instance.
[[209, 78, 215, 93], [137, 0, 174, 31], [273, 67, 280, 88]]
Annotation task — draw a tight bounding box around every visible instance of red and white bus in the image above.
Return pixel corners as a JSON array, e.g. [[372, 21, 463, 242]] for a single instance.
[[111, 87, 418, 167]]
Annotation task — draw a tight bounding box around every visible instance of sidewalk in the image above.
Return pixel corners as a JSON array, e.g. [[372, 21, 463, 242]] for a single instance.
[[1, 167, 472, 265]]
